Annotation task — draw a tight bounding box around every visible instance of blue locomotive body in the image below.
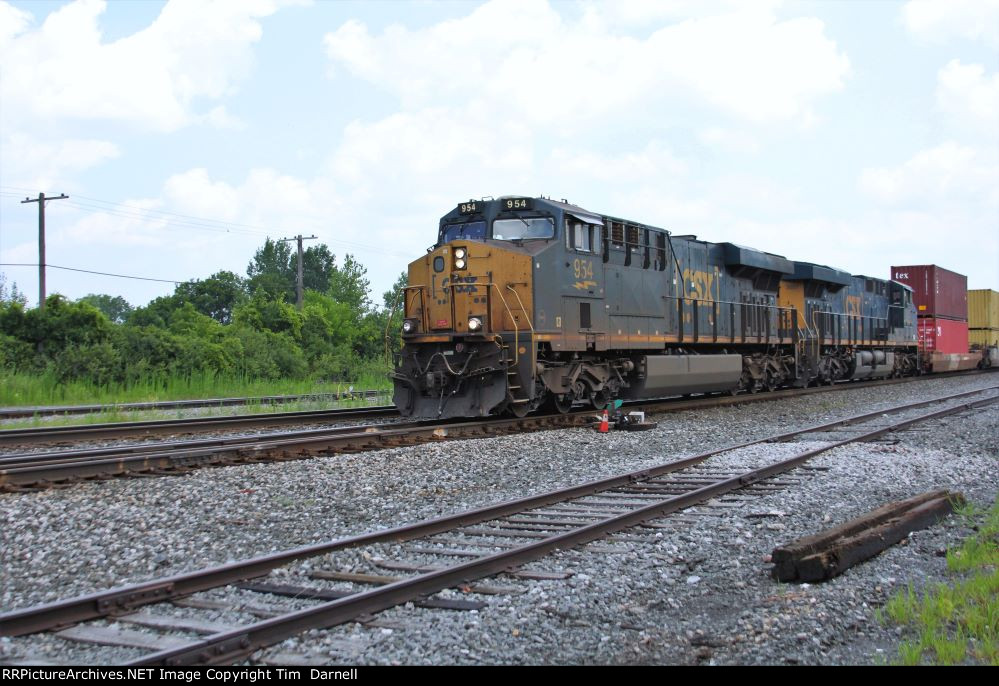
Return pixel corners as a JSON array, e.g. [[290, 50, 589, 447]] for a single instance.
[[392, 196, 918, 419]]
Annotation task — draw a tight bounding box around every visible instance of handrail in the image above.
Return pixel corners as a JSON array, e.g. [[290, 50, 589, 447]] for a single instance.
[[662, 294, 796, 344], [402, 285, 429, 333], [443, 281, 523, 366], [809, 310, 888, 346], [505, 283, 535, 371], [505, 283, 535, 333]]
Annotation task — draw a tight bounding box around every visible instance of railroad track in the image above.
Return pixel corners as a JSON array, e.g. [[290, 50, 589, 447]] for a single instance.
[[3, 369, 992, 450], [0, 412, 592, 492], [0, 385, 994, 665], [1, 371, 995, 491], [0, 390, 390, 420], [0, 405, 398, 448]]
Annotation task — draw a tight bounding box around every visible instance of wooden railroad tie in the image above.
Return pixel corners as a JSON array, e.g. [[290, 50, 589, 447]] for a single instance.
[[771, 489, 965, 583]]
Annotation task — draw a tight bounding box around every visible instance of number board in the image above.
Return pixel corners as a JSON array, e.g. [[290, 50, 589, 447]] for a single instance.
[[501, 197, 533, 211], [458, 202, 479, 214]]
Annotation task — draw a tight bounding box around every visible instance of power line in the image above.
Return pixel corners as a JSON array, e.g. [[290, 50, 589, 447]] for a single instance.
[[1, 185, 413, 258], [0, 263, 181, 284]]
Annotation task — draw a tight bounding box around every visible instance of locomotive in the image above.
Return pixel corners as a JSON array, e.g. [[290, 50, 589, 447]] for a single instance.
[[392, 196, 920, 419]]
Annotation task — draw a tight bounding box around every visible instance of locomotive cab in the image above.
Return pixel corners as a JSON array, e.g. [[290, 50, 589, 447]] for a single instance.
[[394, 197, 557, 419]]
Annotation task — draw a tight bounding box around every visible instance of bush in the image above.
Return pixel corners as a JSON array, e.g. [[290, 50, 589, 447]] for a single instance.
[[52, 342, 123, 386]]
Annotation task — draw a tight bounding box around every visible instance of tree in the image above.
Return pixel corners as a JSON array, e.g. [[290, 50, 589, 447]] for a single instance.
[[0, 273, 27, 306], [329, 254, 371, 313], [296, 244, 337, 294], [128, 294, 181, 329], [381, 271, 408, 359], [77, 294, 134, 324], [247, 238, 294, 299], [174, 271, 247, 324], [382, 271, 408, 311]]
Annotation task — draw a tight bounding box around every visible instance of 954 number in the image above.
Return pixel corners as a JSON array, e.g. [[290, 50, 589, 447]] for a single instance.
[[503, 198, 532, 210], [573, 258, 594, 279]]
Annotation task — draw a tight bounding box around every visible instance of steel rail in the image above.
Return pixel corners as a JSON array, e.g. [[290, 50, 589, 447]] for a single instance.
[[0, 405, 398, 447], [0, 413, 593, 490], [131, 390, 999, 665], [2, 367, 992, 452], [5, 377, 994, 490], [0, 419, 425, 469], [2, 385, 993, 641], [0, 390, 389, 419]]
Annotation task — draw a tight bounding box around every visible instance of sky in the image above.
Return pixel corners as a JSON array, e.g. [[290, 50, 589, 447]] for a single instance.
[[1, 0, 997, 309]]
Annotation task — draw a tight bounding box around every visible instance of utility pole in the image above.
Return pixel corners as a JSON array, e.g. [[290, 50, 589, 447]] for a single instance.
[[21, 192, 68, 310], [279, 234, 317, 310]]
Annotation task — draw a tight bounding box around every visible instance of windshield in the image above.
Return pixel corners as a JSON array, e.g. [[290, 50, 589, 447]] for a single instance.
[[442, 220, 486, 243], [493, 217, 555, 241]]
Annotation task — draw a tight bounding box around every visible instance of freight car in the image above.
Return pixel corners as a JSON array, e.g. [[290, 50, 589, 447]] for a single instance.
[[392, 196, 924, 419]]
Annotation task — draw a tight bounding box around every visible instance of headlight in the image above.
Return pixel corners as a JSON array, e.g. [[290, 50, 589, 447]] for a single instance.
[[467, 317, 482, 331], [402, 319, 415, 333], [454, 247, 466, 259], [454, 258, 466, 269]]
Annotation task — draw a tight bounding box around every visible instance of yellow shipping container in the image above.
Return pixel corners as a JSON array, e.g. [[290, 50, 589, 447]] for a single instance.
[[968, 289, 999, 329], [969, 328, 999, 349]]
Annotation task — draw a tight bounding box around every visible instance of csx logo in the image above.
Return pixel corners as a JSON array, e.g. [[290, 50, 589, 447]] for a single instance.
[[894, 272, 909, 280]]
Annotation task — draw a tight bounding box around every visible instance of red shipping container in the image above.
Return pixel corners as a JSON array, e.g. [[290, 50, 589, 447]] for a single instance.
[[890, 264, 968, 320], [917, 317, 969, 354]]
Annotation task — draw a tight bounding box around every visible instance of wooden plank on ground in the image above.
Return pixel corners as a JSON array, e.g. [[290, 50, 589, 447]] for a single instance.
[[54, 625, 193, 650], [793, 497, 959, 582], [119, 611, 239, 635], [771, 490, 963, 582], [772, 489, 952, 566], [172, 597, 282, 618], [310, 569, 522, 595], [238, 581, 486, 611], [372, 559, 571, 580]]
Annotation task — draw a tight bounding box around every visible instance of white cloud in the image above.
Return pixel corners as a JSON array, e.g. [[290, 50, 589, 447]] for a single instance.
[[697, 127, 761, 153], [903, 0, 999, 47], [2, 132, 119, 190], [550, 142, 687, 183], [328, 108, 535, 206], [854, 142, 999, 284], [323, 0, 849, 125], [0, 1, 31, 49], [200, 106, 247, 130], [580, 0, 782, 28], [859, 143, 999, 207], [936, 60, 999, 137], [62, 198, 173, 248], [0, 0, 295, 132]]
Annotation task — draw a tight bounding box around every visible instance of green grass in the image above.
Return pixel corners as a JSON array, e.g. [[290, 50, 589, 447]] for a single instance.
[[0, 394, 396, 430], [880, 497, 999, 665], [0, 365, 392, 408]]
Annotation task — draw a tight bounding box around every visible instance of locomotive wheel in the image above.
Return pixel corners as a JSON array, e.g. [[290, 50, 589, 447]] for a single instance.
[[552, 393, 573, 414], [507, 394, 531, 418], [763, 369, 778, 392], [589, 388, 611, 410], [539, 393, 573, 415]]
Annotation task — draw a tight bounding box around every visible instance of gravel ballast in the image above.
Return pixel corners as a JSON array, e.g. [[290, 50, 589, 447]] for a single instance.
[[1, 373, 996, 665]]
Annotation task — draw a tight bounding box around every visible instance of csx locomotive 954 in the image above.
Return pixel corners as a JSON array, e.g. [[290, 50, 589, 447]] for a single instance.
[[392, 196, 919, 419]]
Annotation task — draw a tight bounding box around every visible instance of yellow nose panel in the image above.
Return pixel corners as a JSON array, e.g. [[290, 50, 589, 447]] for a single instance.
[[405, 243, 533, 335]]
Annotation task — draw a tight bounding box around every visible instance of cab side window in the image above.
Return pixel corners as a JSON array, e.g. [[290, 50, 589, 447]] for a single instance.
[[566, 220, 599, 254]]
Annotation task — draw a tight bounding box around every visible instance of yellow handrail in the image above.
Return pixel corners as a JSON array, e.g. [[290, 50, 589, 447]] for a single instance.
[[447, 281, 523, 365], [505, 284, 535, 333], [403, 280, 531, 367], [402, 285, 429, 332]]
